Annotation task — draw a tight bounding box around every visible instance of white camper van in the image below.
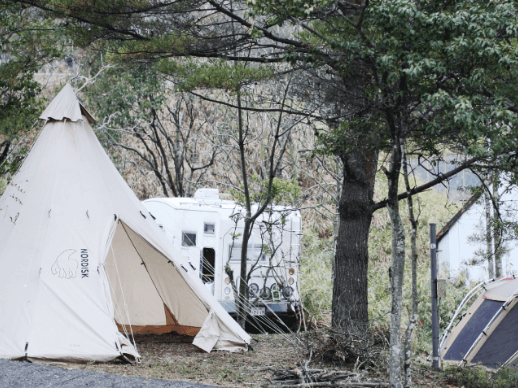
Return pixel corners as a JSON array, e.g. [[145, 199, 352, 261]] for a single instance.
[[142, 188, 302, 323]]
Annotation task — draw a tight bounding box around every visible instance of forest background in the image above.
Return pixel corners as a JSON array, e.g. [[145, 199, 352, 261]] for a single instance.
[[3, 0, 518, 387]]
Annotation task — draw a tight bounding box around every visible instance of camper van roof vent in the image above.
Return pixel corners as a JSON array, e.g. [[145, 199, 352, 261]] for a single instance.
[[193, 188, 220, 200]]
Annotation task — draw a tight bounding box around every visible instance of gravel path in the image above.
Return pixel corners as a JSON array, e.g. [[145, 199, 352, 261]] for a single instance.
[[0, 359, 222, 388]]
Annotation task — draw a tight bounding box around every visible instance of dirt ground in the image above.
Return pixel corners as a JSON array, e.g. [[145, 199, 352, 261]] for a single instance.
[[55, 332, 452, 387], [60, 333, 298, 387]]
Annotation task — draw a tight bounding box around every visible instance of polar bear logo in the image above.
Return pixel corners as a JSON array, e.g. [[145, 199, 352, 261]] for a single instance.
[[51, 249, 78, 279]]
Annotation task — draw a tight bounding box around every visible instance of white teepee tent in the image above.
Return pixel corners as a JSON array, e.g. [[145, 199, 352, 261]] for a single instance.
[[0, 84, 250, 363]]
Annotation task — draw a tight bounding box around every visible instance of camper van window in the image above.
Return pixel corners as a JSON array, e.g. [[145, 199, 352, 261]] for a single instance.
[[182, 232, 197, 247], [229, 244, 266, 262], [201, 248, 216, 284], [204, 223, 215, 235]]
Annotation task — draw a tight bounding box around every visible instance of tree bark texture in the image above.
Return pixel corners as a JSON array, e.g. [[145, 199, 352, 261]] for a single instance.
[[484, 189, 495, 278], [332, 156, 343, 285], [493, 177, 502, 278], [386, 144, 405, 388], [332, 150, 377, 329], [236, 90, 251, 328], [0, 141, 10, 172], [402, 149, 418, 388], [237, 218, 252, 327]]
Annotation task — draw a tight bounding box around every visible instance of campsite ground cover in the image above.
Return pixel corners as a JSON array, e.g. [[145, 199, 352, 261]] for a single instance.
[[60, 333, 298, 387], [54, 331, 465, 387]]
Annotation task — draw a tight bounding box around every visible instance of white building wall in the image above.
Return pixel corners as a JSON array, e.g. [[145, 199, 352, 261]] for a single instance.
[[438, 187, 518, 284]]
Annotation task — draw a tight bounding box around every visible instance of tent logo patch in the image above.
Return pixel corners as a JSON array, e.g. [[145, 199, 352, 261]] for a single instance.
[[51, 249, 78, 279], [81, 249, 89, 278]]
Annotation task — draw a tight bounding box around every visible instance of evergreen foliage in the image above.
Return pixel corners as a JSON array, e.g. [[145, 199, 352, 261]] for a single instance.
[[0, 3, 61, 176]]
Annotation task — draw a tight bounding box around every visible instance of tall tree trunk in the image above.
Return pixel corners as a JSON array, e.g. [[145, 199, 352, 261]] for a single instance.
[[402, 148, 418, 388], [232, 80, 289, 329], [484, 188, 494, 278], [332, 156, 343, 284], [236, 89, 250, 329], [386, 143, 405, 388], [237, 218, 252, 327], [332, 150, 377, 329], [493, 175, 502, 278]]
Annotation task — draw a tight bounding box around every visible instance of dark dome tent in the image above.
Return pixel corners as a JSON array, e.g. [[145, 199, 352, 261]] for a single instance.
[[440, 277, 518, 369]]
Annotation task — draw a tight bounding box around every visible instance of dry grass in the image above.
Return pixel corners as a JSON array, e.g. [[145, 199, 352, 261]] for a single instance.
[[54, 330, 456, 387], [59, 332, 299, 387]]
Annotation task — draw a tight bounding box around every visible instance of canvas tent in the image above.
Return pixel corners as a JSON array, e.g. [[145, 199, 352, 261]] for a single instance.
[[0, 84, 250, 363], [440, 277, 518, 369]]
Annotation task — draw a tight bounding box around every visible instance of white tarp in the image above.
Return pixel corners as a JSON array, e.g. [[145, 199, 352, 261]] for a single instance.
[[0, 84, 250, 363]]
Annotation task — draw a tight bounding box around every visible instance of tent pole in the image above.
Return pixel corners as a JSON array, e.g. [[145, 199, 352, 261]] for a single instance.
[[430, 223, 440, 370]]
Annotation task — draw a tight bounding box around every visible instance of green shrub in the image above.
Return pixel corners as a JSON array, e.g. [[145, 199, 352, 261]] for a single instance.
[[300, 228, 333, 320], [445, 366, 518, 388]]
